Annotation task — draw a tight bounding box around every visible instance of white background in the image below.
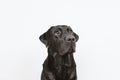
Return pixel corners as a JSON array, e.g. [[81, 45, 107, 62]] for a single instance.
[[0, 0, 120, 80]]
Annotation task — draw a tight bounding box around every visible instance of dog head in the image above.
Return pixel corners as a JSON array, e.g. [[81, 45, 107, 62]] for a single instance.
[[39, 25, 79, 56]]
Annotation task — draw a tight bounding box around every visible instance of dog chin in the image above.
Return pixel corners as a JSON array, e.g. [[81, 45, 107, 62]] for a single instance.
[[67, 47, 75, 53], [62, 48, 75, 55]]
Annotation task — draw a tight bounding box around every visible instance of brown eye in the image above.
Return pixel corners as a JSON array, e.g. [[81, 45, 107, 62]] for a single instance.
[[54, 30, 61, 35], [67, 28, 72, 32]]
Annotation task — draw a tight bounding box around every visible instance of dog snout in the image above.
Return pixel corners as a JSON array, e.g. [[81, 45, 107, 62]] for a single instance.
[[66, 35, 76, 42]]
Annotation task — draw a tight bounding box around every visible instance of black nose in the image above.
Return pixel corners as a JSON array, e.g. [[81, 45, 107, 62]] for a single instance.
[[66, 35, 76, 42]]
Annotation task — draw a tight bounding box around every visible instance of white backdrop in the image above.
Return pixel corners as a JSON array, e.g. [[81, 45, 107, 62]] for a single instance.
[[0, 0, 120, 80]]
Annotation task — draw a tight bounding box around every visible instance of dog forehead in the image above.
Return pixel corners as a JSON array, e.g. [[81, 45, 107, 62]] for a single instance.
[[51, 25, 72, 31]]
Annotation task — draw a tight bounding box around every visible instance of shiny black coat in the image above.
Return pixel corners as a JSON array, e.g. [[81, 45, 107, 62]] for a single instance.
[[39, 25, 78, 80]]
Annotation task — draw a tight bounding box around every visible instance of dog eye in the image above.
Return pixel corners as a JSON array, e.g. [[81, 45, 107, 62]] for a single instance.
[[54, 30, 61, 35], [67, 28, 72, 32]]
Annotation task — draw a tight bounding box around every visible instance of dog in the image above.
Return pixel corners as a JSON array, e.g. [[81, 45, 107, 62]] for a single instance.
[[39, 25, 79, 80]]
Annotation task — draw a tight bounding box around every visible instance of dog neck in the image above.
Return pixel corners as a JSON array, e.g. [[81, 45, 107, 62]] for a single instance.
[[48, 48, 76, 67]]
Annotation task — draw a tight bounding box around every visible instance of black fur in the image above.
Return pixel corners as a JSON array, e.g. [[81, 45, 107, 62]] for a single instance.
[[39, 25, 79, 80]]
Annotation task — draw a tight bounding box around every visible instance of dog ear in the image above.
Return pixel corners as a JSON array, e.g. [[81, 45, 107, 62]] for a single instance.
[[39, 27, 53, 47], [39, 32, 48, 47], [74, 33, 79, 42]]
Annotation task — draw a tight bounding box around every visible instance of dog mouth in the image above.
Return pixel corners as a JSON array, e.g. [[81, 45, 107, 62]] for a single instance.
[[67, 45, 75, 53], [57, 42, 76, 55]]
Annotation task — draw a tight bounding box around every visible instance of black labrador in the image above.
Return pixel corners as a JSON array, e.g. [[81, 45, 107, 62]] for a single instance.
[[39, 25, 79, 80]]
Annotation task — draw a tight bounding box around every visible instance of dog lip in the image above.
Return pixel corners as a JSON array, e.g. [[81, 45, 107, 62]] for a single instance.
[[68, 46, 75, 53]]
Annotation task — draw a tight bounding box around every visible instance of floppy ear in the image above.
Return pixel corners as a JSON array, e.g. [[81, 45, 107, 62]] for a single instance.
[[39, 32, 48, 47], [39, 27, 53, 47], [74, 33, 79, 42]]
